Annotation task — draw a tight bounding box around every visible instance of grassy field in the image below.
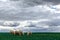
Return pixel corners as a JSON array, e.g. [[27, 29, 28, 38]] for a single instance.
[[0, 33, 60, 40]]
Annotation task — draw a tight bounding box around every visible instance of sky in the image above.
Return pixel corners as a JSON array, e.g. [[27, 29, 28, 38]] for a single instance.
[[0, 0, 60, 32]]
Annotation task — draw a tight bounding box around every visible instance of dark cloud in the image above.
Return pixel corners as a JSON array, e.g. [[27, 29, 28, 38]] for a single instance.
[[10, 0, 60, 6], [0, 4, 51, 21], [9, 0, 45, 7], [43, 0, 60, 5], [0, 0, 54, 21]]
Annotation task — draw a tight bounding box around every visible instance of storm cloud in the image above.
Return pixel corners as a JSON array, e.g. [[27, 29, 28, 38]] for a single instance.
[[0, 0, 60, 32]]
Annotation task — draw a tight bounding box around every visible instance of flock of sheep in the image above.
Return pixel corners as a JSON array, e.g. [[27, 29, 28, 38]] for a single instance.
[[10, 29, 32, 36]]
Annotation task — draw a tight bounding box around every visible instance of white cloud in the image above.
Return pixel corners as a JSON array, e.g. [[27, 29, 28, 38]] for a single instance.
[[53, 16, 60, 19], [0, 0, 8, 2]]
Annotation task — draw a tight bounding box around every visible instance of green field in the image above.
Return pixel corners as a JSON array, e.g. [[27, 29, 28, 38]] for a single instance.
[[0, 33, 60, 40]]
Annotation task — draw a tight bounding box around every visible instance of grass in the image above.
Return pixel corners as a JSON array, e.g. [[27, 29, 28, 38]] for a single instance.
[[0, 33, 60, 40]]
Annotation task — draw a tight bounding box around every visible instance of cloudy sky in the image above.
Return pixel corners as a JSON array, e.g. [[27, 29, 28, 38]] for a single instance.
[[0, 0, 60, 32]]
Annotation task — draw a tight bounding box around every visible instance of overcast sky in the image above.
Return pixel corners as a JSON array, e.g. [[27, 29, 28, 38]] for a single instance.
[[0, 0, 60, 32]]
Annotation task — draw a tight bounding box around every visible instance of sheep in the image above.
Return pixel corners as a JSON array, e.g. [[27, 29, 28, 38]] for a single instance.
[[10, 29, 24, 36], [10, 29, 32, 36], [27, 32, 32, 36]]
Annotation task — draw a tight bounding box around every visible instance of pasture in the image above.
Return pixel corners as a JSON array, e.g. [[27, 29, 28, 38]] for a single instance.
[[0, 32, 60, 40]]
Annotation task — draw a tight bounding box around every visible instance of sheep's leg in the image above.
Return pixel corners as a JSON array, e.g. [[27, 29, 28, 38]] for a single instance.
[[14, 31, 16, 35], [19, 32, 23, 36], [27, 32, 32, 36], [22, 32, 24, 35], [18, 30, 24, 36], [19, 32, 21, 36]]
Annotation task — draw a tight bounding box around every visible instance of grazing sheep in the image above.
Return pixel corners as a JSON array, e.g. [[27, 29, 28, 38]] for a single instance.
[[27, 32, 32, 36], [10, 29, 32, 36], [10, 29, 24, 36]]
